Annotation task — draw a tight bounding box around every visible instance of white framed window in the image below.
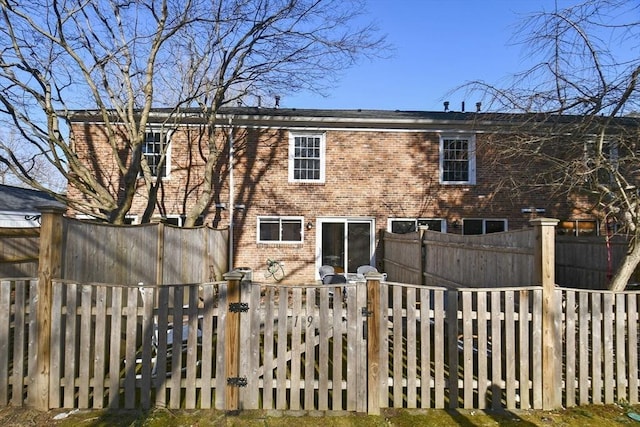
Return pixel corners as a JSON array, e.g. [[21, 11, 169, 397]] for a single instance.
[[558, 219, 598, 236], [440, 134, 476, 184], [288, 132, 325, 183], [388, 218, 446, 233], [75, 214, 138, 224], [142, 129, 172, 178], [258, 216, 304, 243], [462, 218, 507, 235], [161, 215, 204, 227]]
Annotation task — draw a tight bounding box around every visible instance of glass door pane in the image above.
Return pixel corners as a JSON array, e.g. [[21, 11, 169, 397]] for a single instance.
[[321, 222, 345, 272], [347, 222, 372, 273]]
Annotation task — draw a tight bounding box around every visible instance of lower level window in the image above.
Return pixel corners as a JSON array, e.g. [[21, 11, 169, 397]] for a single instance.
[[558, 220, 598, 236], [388, 218, 446, 233], [463, 219, 507, 235], [258, 216, 303, 243]]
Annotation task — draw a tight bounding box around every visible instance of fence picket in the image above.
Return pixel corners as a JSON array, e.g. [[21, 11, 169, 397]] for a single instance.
[[392, 285, 403, 407], [78, 285, 92, 408], [603, 293, 614, 403], [49, 281, 62, 408], [0, 281, 11, 405], [263, 287, 275, 408], [433, 289, 445, 408], [505, 291, 516, 408], [290, 288, 302, 410], [93, 286, 107, 409], [591, 293, 602, 404], [124, 287, 138, 408], [305, 288, 316, 410], [518, 290, 530, 409], [490, 291, 502, 410], [419, 287, 431, 408], [615, 293, 626, 402], [628, 294, 638, 403], [331, 286, 343, 410], [476, 291, 488, 410], [277, 287, 289, 410], [578, 291, 589, 405], [12, 280, 25, 407], [406, 287, 417, 408], [108, 286, 122, 408], [462, 291, 473, 409]]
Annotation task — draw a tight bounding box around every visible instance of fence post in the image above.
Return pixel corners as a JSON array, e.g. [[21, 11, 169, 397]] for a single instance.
[[531, 218, 561, 410], [224, 270, 244, 413], [366, 272, 383, 415], [31, 206, 65, 410]]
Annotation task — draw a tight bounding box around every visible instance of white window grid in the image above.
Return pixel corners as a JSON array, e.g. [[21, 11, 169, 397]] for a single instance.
[[288, 133, 325, 183], [440, 134, 476, 184]]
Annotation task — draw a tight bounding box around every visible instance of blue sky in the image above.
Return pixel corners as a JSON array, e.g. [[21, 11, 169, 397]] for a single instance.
[[284, 0, 581, 111]]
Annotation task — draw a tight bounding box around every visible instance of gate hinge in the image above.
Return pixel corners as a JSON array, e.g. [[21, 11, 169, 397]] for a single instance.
[[229, 302, 249, 313], [227, 377, 248, 387], [361, 307, 372, 317]]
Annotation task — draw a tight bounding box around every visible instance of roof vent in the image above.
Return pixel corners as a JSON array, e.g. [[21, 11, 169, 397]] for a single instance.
[[476, 102, 482, 112], [443, 101, 449, 112], [275, 95, 280, 108]]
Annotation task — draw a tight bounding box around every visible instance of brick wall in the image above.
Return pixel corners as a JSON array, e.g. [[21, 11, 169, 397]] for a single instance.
[[69, 121, 592, 283]]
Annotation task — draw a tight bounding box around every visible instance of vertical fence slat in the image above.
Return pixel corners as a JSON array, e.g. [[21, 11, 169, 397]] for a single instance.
[[12, 280, 25, 406], [78, 285, 92, 409], [263, 287, 275, 409], [518, 290, 530, 409], [49, 281, 62, 408], [380, 283, 389, 408], [406, 287, 417, 408], [319, 287, 331, 410], [305, 288, 316, 410], [277, 287, 289, 410], [214, 283, 227, 410], [108, 286, 122, 409], [434, 290, 445, 408], [244, 283, 260, 410], [490, 291, 502, 410], [139, 286, 154, 410], [476, 291, 488, 410], [62, 282, 77, 408], [505, 291, 516, 409], [392, 285, 403, 407], [290, 288, 302, 410], [578, 291, 589, 405], [591, 293, 602, 404], [564, 290, 576, 407], [124, 287, 138, 408], [331, 286, 343, 411], [462, 291, 473, 409], [419, 287, 431, 408], [199, 284, 214, 409], [446, 290, 459, 409], [93, 286, 107, 409], [532, 289, 542, 409], [0, 281, 10, 406], [615, 293, 627, 403], [185, 286, 199, 409], [628, 294, 638, 404], [169, 286, 184, 409], [603, 293, 614, 404]]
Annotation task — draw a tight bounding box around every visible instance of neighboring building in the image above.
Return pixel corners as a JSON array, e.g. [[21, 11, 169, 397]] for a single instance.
[[67, 108, 611, 283], [0, 184, 65, 227]]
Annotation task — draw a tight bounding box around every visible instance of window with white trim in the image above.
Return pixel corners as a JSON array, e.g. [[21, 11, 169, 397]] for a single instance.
[[258, 216, 304, 243], [462, 218, 507, 235], [440, 134, 476, 184], [558, 219, 598, 236], [142, 129, 171, 178], [288, 133, 325, 183], [388, 218, 446, 233]]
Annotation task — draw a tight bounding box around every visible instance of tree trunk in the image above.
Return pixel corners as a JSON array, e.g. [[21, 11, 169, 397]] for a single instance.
[[608, 238, 640, 291]]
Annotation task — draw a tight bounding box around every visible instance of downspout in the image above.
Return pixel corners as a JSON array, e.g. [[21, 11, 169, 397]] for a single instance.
[[228, 115, 234, 272]]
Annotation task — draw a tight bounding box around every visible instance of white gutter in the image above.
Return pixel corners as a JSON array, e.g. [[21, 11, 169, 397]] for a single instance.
[[228, 116, 235, 272]]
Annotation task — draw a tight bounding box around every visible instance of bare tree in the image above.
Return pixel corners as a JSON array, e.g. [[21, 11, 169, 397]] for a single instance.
[[0, 0, 384, 224], [461, 0, 640, 290]]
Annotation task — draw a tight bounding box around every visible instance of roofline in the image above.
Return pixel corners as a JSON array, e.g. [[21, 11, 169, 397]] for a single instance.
[[67, 107, 640, 131]]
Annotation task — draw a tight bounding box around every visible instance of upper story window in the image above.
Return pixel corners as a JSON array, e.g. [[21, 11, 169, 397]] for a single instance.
[[289, 132, 325, 183], [142, 129, 171, 178], [558, 219, 598, 236], [258, 216, 304, 243], [388, 218, 446, 233], [462, 218, 507, 235], [440, 134, 476, 184]]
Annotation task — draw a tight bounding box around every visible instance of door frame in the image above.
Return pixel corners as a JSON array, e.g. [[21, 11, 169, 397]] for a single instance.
[[315, 217, 376, 279]]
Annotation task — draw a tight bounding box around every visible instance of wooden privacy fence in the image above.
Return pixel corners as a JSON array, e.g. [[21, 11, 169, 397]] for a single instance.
[[0, 207, 229, 284], [2, 275, 640, 413], [383, 221, 540, 287], [383, 218, 637, 291]]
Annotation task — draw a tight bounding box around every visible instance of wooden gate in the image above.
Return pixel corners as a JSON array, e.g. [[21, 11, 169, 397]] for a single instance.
[[237, 281, 368, 412]]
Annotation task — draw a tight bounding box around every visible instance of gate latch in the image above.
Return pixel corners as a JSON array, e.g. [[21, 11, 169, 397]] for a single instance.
[[361, 307, 373, 317]]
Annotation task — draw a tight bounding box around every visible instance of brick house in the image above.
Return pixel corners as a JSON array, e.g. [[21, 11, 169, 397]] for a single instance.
[[68, 108, 602, 283]]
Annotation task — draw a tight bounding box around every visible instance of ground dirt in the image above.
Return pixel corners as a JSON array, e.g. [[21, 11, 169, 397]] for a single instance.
[[1, 404, 640, 426]]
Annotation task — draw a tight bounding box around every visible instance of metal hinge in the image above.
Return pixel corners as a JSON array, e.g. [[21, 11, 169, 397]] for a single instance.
[[227, 377, 248, 387], [361, 307, 372, 317], [229, 302, 249, 313]]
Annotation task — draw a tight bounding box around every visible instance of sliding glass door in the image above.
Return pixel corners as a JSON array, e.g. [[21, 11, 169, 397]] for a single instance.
[[317, 218, 375, 276]]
